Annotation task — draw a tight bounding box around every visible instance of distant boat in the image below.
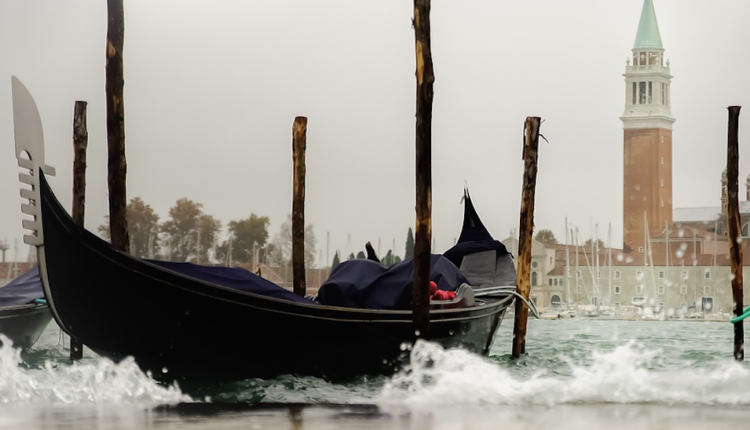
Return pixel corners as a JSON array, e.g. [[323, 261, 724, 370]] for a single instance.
[[0, 267, 52, 351]]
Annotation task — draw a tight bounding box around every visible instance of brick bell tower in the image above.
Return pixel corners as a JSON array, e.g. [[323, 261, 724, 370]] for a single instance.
[[621, 0, 675, 254]]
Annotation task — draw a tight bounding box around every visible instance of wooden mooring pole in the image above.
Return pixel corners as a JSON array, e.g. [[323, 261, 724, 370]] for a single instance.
[[106, 0, 129, 253], [512, 117, 542, 359], [726, 106, 743, 362], [70, 101, 88, 361], [292, 116, 307, 297], [412, 0, 435, 341]]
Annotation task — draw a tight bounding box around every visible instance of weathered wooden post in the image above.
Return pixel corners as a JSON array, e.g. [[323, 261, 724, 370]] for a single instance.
[[512, 117, 542, 359], [412, 0, 435, 341], [106, 0, 129, 253], [726, 106, 743, 361], [292, 116, 307, 297], [70, 101, 88, 361]]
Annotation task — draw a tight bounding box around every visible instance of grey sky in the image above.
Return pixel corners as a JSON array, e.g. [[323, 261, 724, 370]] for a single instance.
[[1, 0, 749, 264]]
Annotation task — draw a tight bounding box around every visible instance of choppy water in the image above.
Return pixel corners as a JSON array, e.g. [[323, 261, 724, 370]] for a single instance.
[[1, 318, 749, 429]]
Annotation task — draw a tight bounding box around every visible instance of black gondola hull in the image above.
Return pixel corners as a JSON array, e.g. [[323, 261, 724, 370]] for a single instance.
[[37, 172, 512, 381], [0, 304, 52, 351]]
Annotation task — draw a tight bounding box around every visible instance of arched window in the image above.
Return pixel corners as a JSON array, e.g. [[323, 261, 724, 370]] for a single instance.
[[550, 295, 561, 306], [531, 271, 538, 286]]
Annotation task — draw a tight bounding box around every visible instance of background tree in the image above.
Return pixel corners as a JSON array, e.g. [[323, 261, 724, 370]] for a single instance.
[[267, 215, 317, 268], [535, 229, 559, 246], [356, 251, 366, 259], [347, 252, 355, 261], [381, 249, 402, 266], [160, 198, 221, 263], [583, 238, 607, 250], [215, 214, 270, 264], [331, 251, 341, 271], [405, 228, 414, 259], [98, 197, 160, 258]]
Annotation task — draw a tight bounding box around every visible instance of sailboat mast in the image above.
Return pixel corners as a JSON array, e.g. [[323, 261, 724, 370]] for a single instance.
[[608, 223, 612, 306], [565, 217, 571, 306], [573, 228, 579, 306]]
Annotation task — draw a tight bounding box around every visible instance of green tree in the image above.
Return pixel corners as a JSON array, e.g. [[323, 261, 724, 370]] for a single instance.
[[405, 228, 414, 259], [382, 249, 402, 266], [583, 238, 607, 250], [215, 214, 270, 264], [535, 229, 558, 246], [267, 215, 317, 268], [160, 198, 221, 263], [331, 251, 341, 270], [356, 251, 366, 259], [98, 197, 160, 259], [347, 252, 355, 261]]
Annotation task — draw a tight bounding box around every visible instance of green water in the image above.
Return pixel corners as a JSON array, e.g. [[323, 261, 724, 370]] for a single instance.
[[4, 319, 750, 429]]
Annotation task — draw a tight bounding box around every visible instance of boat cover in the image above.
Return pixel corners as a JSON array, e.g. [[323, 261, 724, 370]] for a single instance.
[[0, 267, 43, 308], [316, 254, 468, 310], [147, 260, 318, 305], [442, 188, 511, 269]]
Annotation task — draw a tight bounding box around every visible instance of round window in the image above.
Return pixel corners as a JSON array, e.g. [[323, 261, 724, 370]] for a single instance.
[[531, 261, 538, 269]]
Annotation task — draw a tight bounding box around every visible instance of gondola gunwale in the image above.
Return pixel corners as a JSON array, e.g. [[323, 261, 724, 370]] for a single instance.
[[38, 170, 512, 330], [0, 303, 49, 319]]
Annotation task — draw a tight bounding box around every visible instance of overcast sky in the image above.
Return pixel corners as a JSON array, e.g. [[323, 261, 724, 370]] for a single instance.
[[1, 0, 749, 265]]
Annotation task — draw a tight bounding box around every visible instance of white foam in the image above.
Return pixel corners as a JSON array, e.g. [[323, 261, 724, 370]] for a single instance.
[[0, 336, 191, 405], [377, 339, 750, 406]]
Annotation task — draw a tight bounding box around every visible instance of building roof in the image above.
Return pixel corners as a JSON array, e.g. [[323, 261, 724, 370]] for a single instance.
[[634, 0, 664, 50], [673, 207, 721, 223]]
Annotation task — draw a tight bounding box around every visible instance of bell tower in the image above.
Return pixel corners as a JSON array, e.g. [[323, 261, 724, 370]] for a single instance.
[[621, 0, 675, 254]]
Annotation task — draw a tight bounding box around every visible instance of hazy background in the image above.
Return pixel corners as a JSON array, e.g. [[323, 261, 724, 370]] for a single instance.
[[0, 0, 748, 265]]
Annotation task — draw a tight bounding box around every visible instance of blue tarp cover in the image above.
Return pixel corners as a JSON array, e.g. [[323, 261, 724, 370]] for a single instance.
[[316, 254, 468, 310], [0, 267, 43, 308], [147, 260, 317, 305]]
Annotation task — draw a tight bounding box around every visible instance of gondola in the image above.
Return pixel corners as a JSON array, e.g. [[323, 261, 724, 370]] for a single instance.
[[0, 267, 53, 351], [12, 76, 517, 381]]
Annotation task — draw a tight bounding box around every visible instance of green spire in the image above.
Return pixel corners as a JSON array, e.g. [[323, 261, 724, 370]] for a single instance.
[[633, 0, 663, 50]]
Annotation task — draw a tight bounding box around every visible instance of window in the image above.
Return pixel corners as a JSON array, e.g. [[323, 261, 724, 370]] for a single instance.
[[614, 285, 621, 295], [531, 272, 538, 286], [636, 270, 643, 279], [638, 247, 644, 254], [648, 81, 653, 103], [632, 296, 645, 304], [661, 156, 664, 165], [703, 286, 712, 295], [531, 261, 538, 269], [577, 286, 582, 294], [614, 302, 621, 307], [660, 178, 664, 187], [636, 285, 644, 294], [577, 270, 582, 279], [632, 82, 637, 104], [661, 82, 666, 104], [680, 285, 687, 295], [597, 271, 601, 279], [615, 270, 621, 279], [639, 81, 646, 104], [658, 271, 665, 279], [704, 271, 711, 279], [658, 285, 665, 295], [681, 270, 688, 280]]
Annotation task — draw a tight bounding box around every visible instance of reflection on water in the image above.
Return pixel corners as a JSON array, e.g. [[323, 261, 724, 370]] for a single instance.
[[2, 403, 750, 430]]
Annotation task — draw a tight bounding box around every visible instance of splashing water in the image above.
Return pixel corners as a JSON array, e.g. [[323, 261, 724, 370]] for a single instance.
[[377, 339, 750, 406], [0, 335, 191, 405]]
